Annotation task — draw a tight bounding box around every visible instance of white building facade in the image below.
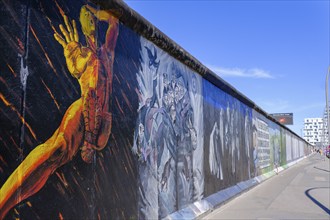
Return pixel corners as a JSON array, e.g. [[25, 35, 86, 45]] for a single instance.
[[303, 117, 328, 146]]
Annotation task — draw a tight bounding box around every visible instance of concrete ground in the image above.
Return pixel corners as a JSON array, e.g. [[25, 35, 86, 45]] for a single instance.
[[202, 154, 330, 220]]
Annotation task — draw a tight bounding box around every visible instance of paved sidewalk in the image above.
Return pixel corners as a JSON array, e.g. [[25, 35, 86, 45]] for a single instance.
[[202, 154, 330, 220]]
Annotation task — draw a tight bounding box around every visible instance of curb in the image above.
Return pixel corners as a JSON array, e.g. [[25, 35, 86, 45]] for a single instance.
[[163, 156, 309, 220]]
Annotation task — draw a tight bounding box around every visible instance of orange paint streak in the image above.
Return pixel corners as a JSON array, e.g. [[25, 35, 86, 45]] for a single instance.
[[114, 74, 120, 84], [0, 93, 37, 140], [9, 136, 21, 154], [135, 88, 142, 102], [71, 175, 79, 186], [41, 79, 60, 110], [55, 172, 68, 187], [0, 155, 8, 166], [0, 93, 11, 106], [99, 160, 106, 174], [123, 141, 134, 172], [0, 76, 9, 87], [124, 164, 128, 175], [55, 1, 65, 16], [45, 16, 52, 24], [126, 81, 131, 90], [120, 90, 132, 112], [59, 212, 64, 220], [0, 77, 35, 120], [45, 16, 58, 35], [6, 63, 17, 77], [30, 25, 59, 77], [26, 201, 32, 207], [115, 97, 124, 115], [46, 16, 60, 37], [111, 135, 118, 155]]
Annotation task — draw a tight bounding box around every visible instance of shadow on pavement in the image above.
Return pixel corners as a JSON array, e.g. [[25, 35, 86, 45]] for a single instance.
[[305, 187, 330, 215], [313, 166, 330, 173]]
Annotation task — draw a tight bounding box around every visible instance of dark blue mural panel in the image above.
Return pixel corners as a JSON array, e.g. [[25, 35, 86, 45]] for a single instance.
[[203, 80, 253, 197]]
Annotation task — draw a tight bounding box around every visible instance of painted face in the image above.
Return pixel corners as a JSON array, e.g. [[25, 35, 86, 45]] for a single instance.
[[80, 6, 96, 37]]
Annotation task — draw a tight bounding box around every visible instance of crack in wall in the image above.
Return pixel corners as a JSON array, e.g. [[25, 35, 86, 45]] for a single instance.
[[17, 0, 30, 215], [19, 0, 30, 156]]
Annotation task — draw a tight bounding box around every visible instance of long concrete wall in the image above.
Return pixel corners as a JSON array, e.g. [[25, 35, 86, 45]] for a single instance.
[[0, 0, 313, 219]]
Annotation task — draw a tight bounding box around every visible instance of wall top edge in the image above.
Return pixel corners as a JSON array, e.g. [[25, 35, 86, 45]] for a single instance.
[[91, 0, 301, 140]]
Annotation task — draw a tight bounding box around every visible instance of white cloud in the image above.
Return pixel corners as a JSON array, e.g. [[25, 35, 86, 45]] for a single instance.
[[207, 65, 274, 79]]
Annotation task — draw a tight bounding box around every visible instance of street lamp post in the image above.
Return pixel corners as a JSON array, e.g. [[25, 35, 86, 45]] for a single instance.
[[326, 66, 330, 146], [323, 110, 326, 147]]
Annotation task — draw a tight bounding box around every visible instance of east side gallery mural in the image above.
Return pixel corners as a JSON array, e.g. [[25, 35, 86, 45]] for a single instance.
[[0, 0, 310, 219]]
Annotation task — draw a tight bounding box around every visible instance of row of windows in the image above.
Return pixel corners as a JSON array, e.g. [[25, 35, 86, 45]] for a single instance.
[[304, 122, 324, 126], [304, 126, 324, 129], [304, 128, 327, 133], [305, 119, 323, 123], [306, 138, 320, 143]]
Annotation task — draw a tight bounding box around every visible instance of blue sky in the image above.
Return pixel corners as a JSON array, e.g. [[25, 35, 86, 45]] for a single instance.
[[124, 0, 329, 136]]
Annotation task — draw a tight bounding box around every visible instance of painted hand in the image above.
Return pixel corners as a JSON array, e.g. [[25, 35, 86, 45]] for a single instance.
[[54, 14, 79, 48], [54, 13, 85, 77]]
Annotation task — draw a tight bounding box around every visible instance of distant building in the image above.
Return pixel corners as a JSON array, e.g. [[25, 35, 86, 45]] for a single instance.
[[303, 117, 327, 146]]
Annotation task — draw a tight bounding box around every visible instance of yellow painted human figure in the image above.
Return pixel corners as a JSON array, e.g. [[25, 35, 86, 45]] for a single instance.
[[0, 5, 118, 219]]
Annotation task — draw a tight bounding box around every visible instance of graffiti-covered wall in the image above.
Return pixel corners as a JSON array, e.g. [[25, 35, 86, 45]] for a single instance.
[[0, 1, 312, 219]]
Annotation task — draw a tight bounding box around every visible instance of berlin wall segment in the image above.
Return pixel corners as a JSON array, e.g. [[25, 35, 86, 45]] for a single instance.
[[0, 0, 313, 219]]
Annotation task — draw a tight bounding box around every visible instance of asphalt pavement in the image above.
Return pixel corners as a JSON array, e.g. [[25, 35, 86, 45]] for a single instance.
[[201, 153, 330, 220]]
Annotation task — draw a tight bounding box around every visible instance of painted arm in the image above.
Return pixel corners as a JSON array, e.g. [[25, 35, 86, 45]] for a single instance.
[[85, 5, 119, 54]]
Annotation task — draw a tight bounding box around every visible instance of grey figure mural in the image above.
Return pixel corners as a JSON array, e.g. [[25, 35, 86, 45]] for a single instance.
[[132, 38, 203, 219]]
